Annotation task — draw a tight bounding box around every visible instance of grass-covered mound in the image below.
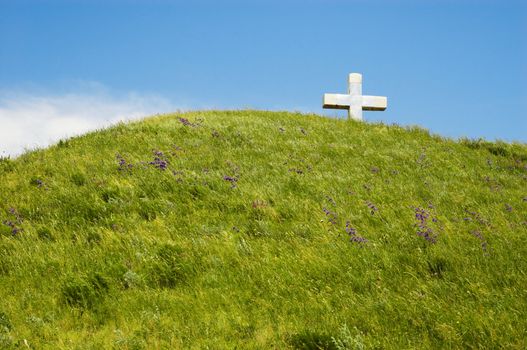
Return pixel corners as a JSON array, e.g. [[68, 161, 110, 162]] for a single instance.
[[0, 110, 526, 349]]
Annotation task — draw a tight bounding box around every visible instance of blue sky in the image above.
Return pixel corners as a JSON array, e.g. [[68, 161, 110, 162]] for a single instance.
[[0, 0, 525, 156]]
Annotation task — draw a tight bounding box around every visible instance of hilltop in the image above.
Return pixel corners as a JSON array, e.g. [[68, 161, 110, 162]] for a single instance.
[[0, 110, 526, 349]]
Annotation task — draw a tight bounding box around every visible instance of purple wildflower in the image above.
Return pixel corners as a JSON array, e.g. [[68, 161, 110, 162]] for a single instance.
[[2, 220, 21, 235], [151, 159, 168, 170], [415, 207, 429, 222], [365, 201, 378, 215], [325, 196, 336, 206], [116, 153, 133, 171], [464, 209, 490, 226], [470, 230, 489, 253], [414, 207, 437, 243], [8, 208, 22, 223], [470, 230, 484, 241], [346, 221, 368, 244], [370, 167, 380, 174], [223, 175, 238, 188], [505, 204, 513, 212], [289, 168, 304, 174], [149, 150, 168, 170], [416, 227, 436, 244], [172, 170, 184, 182], [211, 130, 220, 138], [2, 208, 23, 236], [345, 221, 356, 236], [31, 178, 45, 188], [323, 207, 338, 225], [178, 117, 196, 127], [351, 236, 368, 244]]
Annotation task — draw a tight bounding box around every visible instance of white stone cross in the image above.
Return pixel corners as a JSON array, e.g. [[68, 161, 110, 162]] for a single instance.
[[323, 73, 387, 121]]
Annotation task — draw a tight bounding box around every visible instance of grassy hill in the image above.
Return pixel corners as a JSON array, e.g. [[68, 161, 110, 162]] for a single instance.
[[0, 110, 526, 349]]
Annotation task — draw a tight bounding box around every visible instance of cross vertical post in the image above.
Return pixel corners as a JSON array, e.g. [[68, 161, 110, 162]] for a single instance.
[[348, 73, 363, 120]]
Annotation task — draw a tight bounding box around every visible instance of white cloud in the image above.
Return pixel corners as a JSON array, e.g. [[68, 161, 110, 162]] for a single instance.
[[0, 87, 179, 157]]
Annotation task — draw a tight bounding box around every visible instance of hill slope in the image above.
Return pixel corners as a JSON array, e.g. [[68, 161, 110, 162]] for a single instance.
[[0, 110, 526, 349]]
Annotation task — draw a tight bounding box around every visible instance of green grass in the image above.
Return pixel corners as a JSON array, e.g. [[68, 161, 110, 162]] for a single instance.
[[0, 110, 526, 349]]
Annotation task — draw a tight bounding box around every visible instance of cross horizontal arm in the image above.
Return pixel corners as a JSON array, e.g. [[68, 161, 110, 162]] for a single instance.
[[362, 95, 387, 111], [323, 93, 352, 110]]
